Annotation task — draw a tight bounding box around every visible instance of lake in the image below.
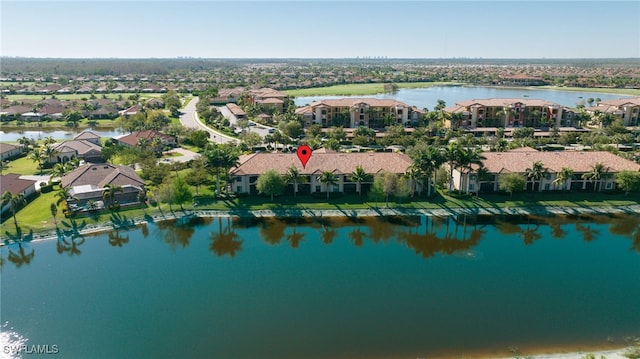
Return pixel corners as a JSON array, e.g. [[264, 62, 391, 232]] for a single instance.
[[0, 128, 124, 143], [1, 213, 639, 358], [293, 85, 632, 111]]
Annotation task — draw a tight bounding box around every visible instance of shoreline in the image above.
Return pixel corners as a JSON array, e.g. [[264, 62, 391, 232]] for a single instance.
[[3, 203, 640, 246]]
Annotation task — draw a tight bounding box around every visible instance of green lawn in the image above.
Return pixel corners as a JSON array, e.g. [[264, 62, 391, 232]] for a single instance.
[[285, 82, 458, 97], [3, 155, 47, 175], [538, 86, 640, 97]]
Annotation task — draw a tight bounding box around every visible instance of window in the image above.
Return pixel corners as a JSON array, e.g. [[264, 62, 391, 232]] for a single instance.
[[469, 184, 475, 191], [236, 177, 242, 182], [321, 110, 327, 115], [359, 114, 364, 120], [544, 184, 550, 190], [606, 182, 612, 189], [360, 108, 365, 114], [236, 186, 242, 193], [315, 185, 321, 192]]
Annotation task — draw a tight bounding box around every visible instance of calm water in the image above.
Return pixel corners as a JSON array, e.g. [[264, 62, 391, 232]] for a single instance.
[[293, 85, 632, 110], [0, 128, 123, 142], [1, 214, 639, 358]]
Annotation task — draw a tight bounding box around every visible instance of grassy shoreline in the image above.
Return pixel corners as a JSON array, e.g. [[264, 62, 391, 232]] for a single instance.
[[284, 82, 640, 97], [3, 189, 639, 244]]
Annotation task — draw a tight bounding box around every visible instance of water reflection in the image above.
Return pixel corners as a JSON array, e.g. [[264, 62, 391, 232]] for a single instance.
[[7, 242, 35, 268], [285, 226, 305, 248], [56, 235, 85, 256], [108, 230, 130, 247], [209, 217, 242, 257], [155, 218, 202, 251]]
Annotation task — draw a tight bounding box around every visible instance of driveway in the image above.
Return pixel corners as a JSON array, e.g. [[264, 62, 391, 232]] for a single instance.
[[159, 148, 202, 164], [217, 105, 274, 139], [180, 97, 238, 144]]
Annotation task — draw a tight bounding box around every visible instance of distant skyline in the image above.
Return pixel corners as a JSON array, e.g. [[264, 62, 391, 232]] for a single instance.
[[2, 1, 639, 59]]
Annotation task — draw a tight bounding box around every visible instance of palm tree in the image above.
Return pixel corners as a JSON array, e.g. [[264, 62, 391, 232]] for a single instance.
[[457, 147, 486, 194], [318, 171, 338, 200], [283, 166, 307, 198], [29, 150, 44, 173], [404, 165, 423, 197], [475, 165, 492, 196], [525, 161, 549, 192], [582, 162, 610, 192], [102, 184, 123, 208], [350, 165, 370, 197], [40, 144, 58, 164], [50, 163, 68, 179], [553, 167, 574, 191], [443, 142, 462, 192], [2, 191, 25, 229], [411, 145, 444, 197], [55, 186, 77, 211]]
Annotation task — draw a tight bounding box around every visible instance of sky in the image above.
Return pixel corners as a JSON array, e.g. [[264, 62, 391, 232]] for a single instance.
[[1, 1, 639, 59]]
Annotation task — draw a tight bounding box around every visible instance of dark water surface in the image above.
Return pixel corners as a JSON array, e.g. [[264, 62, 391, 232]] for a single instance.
[[1, 214, 639, 358]]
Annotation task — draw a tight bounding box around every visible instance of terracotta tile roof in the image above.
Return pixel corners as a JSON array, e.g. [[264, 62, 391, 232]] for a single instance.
[[0, 143, 22, 155], [116, 130, 175, 147], [54, 140, 101, 156], [310, 98, 412, 108], [226, 103, 246, 116], [597, 97, 640, 107], [0, 173, 36, 195], [74, 130, 101, 140], [481, 148, 640, 174], [455, 98, 560, 108], [256, 97, 284, 104], [230, 152, 413, 176], [61, 163, 144, 188]]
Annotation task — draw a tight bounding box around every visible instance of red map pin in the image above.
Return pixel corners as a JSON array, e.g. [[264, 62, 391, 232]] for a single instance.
[[296, 145, 312, 168]]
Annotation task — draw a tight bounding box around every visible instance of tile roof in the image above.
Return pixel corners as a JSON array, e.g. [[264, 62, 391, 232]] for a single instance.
[[454, 98, 560, 108], [597, 97, 640, 107], [310, 98, 412, 108], [230, 152, 413, 176], [61, 163, 144, 188], [74, 130, 102, 140], [116, 130, 175, 147], [0, 173, 37, 195], [480, 148, 640, 174], [0, 143, 22, 155], [54, 140, 101, 156]]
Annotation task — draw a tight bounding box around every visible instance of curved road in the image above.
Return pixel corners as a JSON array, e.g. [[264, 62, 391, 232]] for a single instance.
[[180, 97, 238, 144]]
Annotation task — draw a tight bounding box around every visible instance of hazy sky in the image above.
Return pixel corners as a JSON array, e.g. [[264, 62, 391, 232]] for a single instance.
[[2, 1, 639, 59]]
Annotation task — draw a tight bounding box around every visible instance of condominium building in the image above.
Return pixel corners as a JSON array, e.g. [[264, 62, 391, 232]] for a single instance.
[[295, 98, 424, 129]]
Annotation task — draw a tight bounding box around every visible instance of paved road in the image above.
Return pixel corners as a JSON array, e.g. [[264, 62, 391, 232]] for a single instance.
[[180, 97, 238, 144], [217, 105, 273, 139]]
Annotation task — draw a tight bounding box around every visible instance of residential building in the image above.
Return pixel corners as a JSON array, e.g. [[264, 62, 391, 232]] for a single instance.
[[452, 147, 640, 194], [586, 97, 640, 126], [295, 98, 424, 129], [60, 163, 145, 210], [0, 143, 24, 161], [230, 151, 415, 195], [0, 173, 37, 215], [226, 103, 247, 120], [443, 98, 564, 129], [116, 130, 177, 149], [49, 131, 104, 164]]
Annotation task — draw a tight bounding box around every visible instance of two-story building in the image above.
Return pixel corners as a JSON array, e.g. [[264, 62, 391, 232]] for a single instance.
[[230, 151, 415, 196], [452, 147, 640, 194]]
